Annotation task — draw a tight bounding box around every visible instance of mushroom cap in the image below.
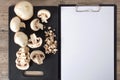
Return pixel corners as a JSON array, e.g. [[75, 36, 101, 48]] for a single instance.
[[37, 9, 51, 19], [10, 16, 21, 32], [16, 63, 29, 70], [37, 9, 51, 23], [14, 1, 33, 20], [14, 32, 28, 47], [30, 18, 43, 31], [28, 33, 43, 48], [30, 50, 45, 65]]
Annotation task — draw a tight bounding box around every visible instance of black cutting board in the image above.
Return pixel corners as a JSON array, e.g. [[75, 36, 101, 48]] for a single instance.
[[9, 6, 60, 80]]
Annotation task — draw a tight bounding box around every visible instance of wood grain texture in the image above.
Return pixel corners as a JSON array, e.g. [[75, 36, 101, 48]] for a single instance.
[[0, 0, 119, 80]]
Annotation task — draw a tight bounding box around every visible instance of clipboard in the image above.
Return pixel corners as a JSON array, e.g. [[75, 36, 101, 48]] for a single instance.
[[60, 4, 116, 80]]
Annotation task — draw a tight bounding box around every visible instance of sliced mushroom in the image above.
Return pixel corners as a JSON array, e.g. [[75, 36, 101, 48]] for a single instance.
[[18, 47, 29, 53], [15, 57, 30, 65], [37, 9, 51, 23], [28, 33, 42, 48], [15, 47, 30, 70], [30, 50, 45, 65], [16, 63, 29, 70], [10, 16, 25, 32], [16, 47, 30, 58], [30, 18, 43, 31], [14, 32, 28, 47], [14, 1, 33, 20]]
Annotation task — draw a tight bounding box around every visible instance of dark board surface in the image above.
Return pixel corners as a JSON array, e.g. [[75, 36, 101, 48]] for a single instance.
[[9, 6, 60, 80]]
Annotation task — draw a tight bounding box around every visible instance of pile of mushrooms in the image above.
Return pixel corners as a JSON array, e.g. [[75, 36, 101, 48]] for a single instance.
[[44, 27, 58, 54], [15, 47, 30, 70], [10, 1, 57, 70]]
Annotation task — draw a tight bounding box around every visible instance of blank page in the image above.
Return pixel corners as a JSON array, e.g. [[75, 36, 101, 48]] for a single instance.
[[61, 6, 115, 80]]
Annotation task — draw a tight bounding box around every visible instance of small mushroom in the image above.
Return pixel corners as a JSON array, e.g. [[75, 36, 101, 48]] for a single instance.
[[10, 16, 25, 32], [28, 33, 42, 48], [37, 9, 51, 23], [30, 18, 43, 31], [30, 50, 45, 65], [14, 1, 33, 20], [16, 63, 29, 70], [14, 32, 28, 47]]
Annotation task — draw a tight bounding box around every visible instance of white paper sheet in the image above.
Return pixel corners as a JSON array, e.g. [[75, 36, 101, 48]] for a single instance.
[[61, 6, 115, 80]]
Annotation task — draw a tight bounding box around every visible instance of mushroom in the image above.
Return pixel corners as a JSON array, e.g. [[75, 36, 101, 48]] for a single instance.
[[16, 63, 29, 70], [15, 47, 30, 70], [30, 50, 45, 65], [15, 57, 30, 65], [16, 47, 30, 58], [28, 33, 42, 48], [37, 9, 51, 23], [44, 28, 58, 54], [30, 18, 43, 31], [14, 1, 33, 20], [10, 16, 25, 32], [14, 32, 28, 47], [18, 47, 29, 53]]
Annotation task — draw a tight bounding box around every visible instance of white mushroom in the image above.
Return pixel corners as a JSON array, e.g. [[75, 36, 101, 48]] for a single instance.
[[37, 9, 51, 23], [44, 28, 58, 54], [14, 32, 28, 47], [14, 1, 33, 20], [10, 16, 25, 32], [30, 50, 45, 65], [16, 63, 29, 70], [16, 47, 30, 58], [30, 18, 43, 31], [28, 33, 42, 48], [15, 47, 30, 70], [15, 57, 30, 65]]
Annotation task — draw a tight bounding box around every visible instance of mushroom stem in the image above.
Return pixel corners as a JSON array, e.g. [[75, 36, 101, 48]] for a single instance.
[[36, 55, 42, 64], [41, 16, 47, 23], [30, 34, 37, 44], [20, 22, 26, 28]]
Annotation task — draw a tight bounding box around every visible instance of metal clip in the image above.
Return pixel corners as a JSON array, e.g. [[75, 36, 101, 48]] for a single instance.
[[76, 2, 101, 12]]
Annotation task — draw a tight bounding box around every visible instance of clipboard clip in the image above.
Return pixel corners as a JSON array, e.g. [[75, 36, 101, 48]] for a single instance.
[[76, 3, 101, 12]]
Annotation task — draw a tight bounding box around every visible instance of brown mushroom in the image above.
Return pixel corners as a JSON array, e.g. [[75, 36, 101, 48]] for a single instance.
[[28, 33, 42, 48], [30, 50, 45, 65]]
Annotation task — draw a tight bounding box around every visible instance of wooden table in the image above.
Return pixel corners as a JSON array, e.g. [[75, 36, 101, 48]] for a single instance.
[[0, 0, 119, 80]]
